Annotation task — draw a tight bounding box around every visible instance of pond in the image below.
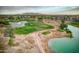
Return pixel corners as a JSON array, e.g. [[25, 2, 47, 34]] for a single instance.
[[48, 25, 79, 53], [9, 21, 28, 28]]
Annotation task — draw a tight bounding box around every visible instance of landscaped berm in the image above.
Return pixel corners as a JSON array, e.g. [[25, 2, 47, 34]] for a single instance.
[[0, 6, 79, 53]]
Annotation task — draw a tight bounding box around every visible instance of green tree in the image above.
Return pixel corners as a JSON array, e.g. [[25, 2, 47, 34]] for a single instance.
[[59, 19, 73, 38], [60, 20, 67, 30]]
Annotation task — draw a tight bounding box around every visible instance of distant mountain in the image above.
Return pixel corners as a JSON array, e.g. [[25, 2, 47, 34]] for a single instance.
[[22, 13, 42, 15], [0, 13, 44, 15], [0, 12, 78, 16]]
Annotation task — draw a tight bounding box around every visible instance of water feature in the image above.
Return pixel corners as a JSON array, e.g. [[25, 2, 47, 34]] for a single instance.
[[48, 25, 79, 53], [9, 21, 28, 28]]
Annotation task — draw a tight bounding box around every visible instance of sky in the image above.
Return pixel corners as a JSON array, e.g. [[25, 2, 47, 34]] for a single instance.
[[0, 6, 79, 15]]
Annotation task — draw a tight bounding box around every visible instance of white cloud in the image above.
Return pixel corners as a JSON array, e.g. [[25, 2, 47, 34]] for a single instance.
[[0, 6, 79, 15]]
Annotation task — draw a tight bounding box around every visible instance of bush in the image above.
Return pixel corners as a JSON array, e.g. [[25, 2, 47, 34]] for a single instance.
[[0, 37, 6, 52], [0, 21, 9, 25], [8, 39, 14, 46], [65, 29, 73, 38]]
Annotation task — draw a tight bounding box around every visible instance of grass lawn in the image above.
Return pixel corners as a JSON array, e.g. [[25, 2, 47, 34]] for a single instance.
[[42, 31, 50, 35], [69, 22, 79, 27], [58, 29, 65, 32], [14, 20, 53, 34]]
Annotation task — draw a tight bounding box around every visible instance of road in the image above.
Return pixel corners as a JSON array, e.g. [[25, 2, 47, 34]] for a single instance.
[[32, 32, 45, 53]]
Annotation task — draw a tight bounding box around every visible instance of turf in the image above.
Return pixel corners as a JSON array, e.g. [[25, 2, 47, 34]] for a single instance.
[[14, 20, 53, 34], [69, 22, 79, 27]]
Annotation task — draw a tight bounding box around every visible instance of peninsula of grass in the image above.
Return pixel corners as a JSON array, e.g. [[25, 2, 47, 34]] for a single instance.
[[42, 31, 50, 35], [14, 20, 53, 34]]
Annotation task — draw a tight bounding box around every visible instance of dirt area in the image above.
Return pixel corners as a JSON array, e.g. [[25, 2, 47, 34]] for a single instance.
[[1, 19, 68, 53]]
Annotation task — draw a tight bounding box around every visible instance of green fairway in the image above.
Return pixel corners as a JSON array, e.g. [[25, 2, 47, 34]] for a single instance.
[[69, 22, 79, 27], [14, 20, 53, 34]]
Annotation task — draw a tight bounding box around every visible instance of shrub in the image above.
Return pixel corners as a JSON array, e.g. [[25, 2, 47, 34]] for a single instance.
[[0, 21, 9, 25], [0, 37, 6, 52], [8, 39, 14, 46]]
